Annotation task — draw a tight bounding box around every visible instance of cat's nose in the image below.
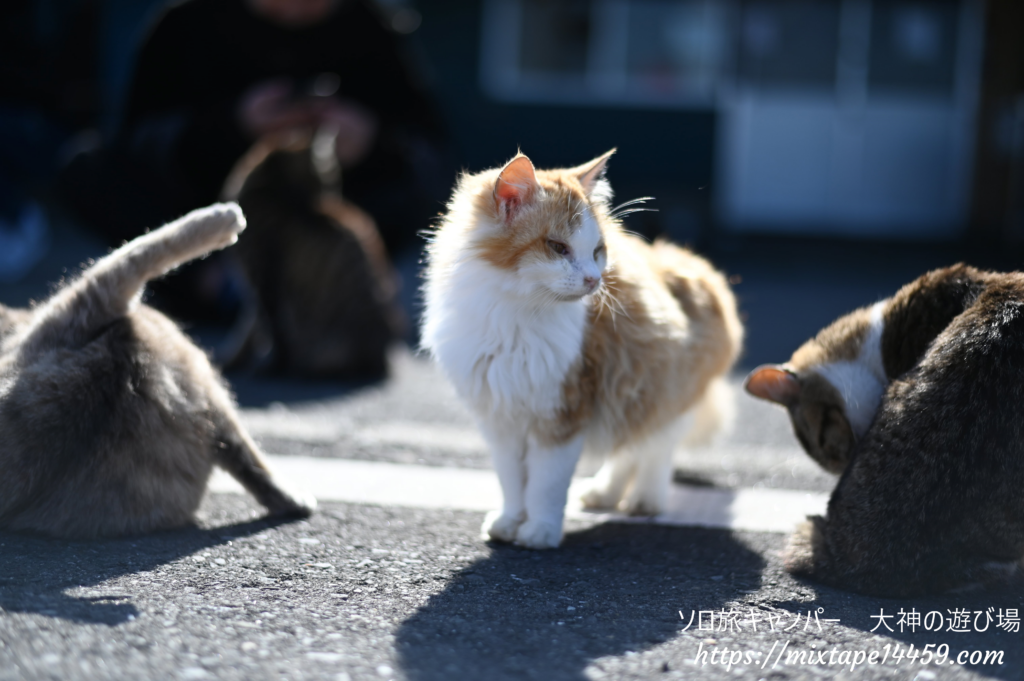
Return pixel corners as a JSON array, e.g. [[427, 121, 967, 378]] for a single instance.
[[584, 275, 600, 291]]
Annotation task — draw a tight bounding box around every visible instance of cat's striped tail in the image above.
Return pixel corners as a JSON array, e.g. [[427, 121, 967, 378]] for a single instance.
[[20, 203, 245, 352]]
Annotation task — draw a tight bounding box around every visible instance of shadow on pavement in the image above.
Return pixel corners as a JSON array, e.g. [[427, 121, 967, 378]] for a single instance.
[[0, 515, 302, 626], [769, 577, 1024, 681], [225, 371, 375, 408], [396, 523, 765, 681]]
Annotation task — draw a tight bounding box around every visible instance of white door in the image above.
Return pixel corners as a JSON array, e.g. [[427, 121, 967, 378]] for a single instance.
[[717, 0, 983, 238]]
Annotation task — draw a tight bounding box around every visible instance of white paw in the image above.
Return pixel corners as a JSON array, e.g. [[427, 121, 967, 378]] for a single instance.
[[481, 510, 523, 543], [578, 478, 621, 511], [514, 519, 563, 549]]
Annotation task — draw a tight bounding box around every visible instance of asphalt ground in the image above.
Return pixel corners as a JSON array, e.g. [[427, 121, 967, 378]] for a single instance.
[[1, 218, 1023, 680]]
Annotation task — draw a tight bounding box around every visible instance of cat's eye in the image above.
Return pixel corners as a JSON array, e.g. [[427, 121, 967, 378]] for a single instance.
[[548, 240, 569, 256], [593, 243, 606, 260]]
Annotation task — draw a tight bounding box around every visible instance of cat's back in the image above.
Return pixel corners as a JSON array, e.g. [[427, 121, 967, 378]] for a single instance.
[[591, 229, 741, 372], [821, 268, 1024, 594], [0, 304, 219, 537], [952, 269, 1024, 354], [568, 230, 741, 447], [0, 304, 30, 342]]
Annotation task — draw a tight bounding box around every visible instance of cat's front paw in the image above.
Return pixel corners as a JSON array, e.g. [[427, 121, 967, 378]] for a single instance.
[[481, 510, 523, 543], [514, 519, 562, 549]]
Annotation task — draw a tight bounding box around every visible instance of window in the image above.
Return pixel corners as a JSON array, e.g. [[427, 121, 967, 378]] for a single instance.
[[738, 0, 841, 89], [481, 0, 731, 108], [869, 1, 959, 95]]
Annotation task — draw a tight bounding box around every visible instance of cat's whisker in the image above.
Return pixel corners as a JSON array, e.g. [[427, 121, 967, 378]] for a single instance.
[[594, 288, 616, 329], [609, 196, 658, 224], [609, 207, 659, 221], [569, 198, 586, 226], [593, 285, 612, 317], [608, 197, 654, 218], [596, 284, 630, 326], [610, 196, 654, 211], [618, 228, 648, 241]]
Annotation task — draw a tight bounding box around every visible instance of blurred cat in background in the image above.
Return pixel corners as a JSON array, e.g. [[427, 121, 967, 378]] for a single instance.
[[0, 203, 314, 539], [422, 151, 742, 549], [222, 130, 403, 379], [747, 264, 1024, 596]]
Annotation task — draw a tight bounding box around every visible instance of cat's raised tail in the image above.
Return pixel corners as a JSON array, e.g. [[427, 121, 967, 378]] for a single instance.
[[85, 203, 244, 317], [23, 203, 245, 352]]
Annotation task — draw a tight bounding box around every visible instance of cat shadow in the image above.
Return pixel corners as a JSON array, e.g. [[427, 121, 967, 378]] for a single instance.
[[396, 522, 766, 681], [770, 576, 1024, 681], [0, 514, 298, 626]]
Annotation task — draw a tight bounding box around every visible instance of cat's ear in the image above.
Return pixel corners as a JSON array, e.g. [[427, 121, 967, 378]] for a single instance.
[[573, 149, 616, 194], [494, 154, 538, 223], [745, 365, 800, 406]]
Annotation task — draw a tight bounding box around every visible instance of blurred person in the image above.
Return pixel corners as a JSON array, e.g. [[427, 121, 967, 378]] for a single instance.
[[61, 0, 451, 320]]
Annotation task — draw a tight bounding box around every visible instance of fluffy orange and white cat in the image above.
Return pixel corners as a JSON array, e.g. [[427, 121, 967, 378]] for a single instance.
[[421, 151, 742, 548]]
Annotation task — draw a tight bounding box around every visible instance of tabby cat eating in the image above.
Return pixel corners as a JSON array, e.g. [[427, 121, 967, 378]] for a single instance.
[[746, 264, 1024, 596]]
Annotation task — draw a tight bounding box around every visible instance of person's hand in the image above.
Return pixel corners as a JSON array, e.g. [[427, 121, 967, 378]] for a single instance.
[[237, 79, 322, 138], [320, 99, 378, 168]]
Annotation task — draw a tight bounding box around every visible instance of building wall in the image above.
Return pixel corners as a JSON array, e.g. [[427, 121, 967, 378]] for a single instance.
[[414, 0, 718, 243], [413, 0, 1005, 242]]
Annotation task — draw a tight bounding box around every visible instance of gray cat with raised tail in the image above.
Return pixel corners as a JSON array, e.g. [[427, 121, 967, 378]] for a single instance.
[[0, 203, 315, 539]]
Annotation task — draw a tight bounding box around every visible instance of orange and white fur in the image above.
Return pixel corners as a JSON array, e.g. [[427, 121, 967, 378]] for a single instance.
[[421, 151, 742, 548]]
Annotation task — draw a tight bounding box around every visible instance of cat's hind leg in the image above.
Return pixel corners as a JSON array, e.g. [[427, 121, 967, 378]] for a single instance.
[[578, 452, 635, 511], [213, 411, 316, 517], [620, 415, 691, 516], [578, 415, 689, 515]]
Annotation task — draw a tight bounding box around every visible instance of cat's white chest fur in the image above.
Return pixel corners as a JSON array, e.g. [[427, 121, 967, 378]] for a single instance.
[[423, 257, 588, 418], [817, 301, 888, 437]]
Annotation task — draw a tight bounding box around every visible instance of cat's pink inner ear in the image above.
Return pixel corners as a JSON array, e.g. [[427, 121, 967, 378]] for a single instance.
[[576, 148, 616, 193], [494, 155, 538, 221], [744, 365, 800, 406]]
